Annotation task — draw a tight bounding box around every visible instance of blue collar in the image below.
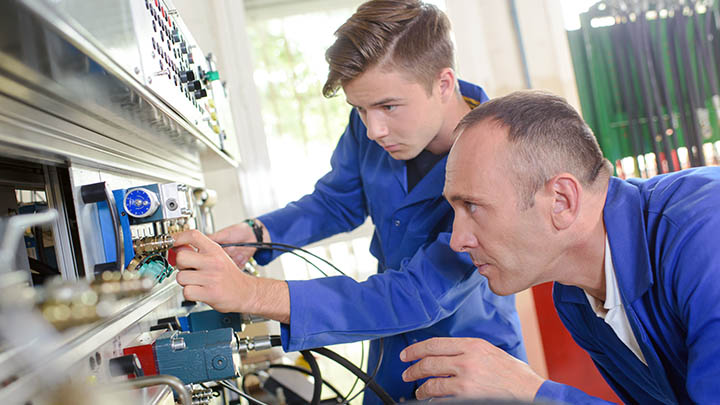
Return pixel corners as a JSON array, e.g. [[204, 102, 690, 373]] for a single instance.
[[555, 178, 654, 304]]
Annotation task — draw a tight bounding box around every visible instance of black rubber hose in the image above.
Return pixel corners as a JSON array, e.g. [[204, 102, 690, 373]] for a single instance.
[[666, 11, 698, 167], [310, 347, 395, 405], [639, 12, 676, 171], [626, 17, 664, 172], [268, 364, 345, 399], [695, 7, 720, 100], [300, 350, 323, 405], [677, 11, 708, 165], [651, 14, 681, 162], [342, 338, 385, 405], [270, 335, 282, 347], [708, 4, 720, 92], [612, 20, 647, 176]]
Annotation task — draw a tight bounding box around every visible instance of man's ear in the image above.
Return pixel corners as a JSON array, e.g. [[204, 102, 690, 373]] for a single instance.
[[548, 174, 581, 230], [436, 68, 456, 101]]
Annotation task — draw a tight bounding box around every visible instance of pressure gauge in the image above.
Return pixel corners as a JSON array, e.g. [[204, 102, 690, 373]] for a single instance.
[[123, 187, 160, 218]]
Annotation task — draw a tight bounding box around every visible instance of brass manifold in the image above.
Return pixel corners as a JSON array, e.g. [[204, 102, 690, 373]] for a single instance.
[[133, 234, 176, 255]]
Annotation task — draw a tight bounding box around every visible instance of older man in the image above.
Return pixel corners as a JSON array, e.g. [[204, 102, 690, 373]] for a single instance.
[[401, 91, 720, 403]]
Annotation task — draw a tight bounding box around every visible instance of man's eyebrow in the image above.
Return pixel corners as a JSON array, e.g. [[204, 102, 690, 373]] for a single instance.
[[370, 97, 402, 107], [443, 193, 485, 204], [346, 97, 403, 108]]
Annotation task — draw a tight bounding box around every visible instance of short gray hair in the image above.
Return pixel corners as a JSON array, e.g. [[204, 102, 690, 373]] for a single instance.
[[455, 90, 611, 209]]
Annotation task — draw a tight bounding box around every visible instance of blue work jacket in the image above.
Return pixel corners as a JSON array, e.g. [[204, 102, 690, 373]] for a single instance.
[[536, 167, 720, 404], [255, 80, 526, 404]]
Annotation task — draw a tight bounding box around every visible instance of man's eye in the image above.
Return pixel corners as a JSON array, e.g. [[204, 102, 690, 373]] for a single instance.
[[383, 105, 396, 112], [465, 202, 477, 213]]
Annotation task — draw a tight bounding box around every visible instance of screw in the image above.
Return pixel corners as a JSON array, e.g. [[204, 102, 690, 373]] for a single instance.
[[170, 337, 186, 351]]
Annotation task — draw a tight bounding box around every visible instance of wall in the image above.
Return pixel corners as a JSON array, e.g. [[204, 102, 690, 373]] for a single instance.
[[446, 0, 581, 110]]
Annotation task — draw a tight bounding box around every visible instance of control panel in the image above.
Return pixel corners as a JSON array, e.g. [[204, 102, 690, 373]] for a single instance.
[[135, 0, 216, 144], [81, 181, 196, 283], [46, 0, 239, 156]]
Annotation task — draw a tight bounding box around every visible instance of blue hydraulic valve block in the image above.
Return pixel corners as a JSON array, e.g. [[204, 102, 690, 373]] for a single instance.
[[186, 309, 246, 332], [153, 328, 239, 384]]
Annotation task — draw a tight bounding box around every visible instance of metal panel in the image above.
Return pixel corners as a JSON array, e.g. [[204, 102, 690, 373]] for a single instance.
[[44, 166, 81, 281], [0, 281, 186, 404]]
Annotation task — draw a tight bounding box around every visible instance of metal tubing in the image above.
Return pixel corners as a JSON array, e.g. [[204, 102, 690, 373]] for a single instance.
[[108, 374, 192, 405], [0, 210, 58, 273]]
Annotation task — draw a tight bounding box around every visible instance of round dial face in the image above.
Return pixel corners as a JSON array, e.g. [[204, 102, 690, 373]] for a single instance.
[[124, 187, 160, 218]]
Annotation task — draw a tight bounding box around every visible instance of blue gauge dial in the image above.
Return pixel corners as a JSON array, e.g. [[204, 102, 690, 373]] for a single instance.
[[124, 187, 160, 218]]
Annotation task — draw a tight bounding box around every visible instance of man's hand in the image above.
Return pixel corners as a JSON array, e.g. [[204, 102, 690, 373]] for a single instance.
[[208, 219, 270, 267], [173, 230, 289, 323], [400, 337, 545, 401]]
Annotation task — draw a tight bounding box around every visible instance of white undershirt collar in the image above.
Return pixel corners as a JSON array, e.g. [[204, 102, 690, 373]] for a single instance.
[[584, 234, 647, 365]]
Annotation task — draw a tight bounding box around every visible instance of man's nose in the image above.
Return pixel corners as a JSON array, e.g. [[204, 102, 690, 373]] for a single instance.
[[365, 112, 389, 141], [449, 214, 476, 253]]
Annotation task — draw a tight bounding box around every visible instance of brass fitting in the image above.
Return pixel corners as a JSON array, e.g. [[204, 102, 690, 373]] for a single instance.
[[133, 234, 175, 255]]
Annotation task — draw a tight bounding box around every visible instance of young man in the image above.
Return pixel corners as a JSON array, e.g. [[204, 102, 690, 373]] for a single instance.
[[172, 1, 526, 403], [400, 90, 720, 403]]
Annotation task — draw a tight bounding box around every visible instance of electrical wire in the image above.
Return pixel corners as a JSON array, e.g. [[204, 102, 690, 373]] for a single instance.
[[310, 347, 394, 405], [220, 242, 348, 277], [249, 244, 330, 277], [222, 242, 368, 403], [239, 335, 328, 405], [219, 380, 270, 405], [342, 338, 384, 405]]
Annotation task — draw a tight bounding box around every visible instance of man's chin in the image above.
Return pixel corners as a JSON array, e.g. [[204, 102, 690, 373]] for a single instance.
[[485, 278, 519, 296], [389, 151, 412, 160]]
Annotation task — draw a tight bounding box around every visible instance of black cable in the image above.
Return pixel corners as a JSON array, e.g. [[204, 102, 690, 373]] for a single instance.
[[225, 243, 330, 277], [626, 15, 665, 173], [270, 335, 282, 347], [310, 347, 395, 405], [269, 364, 345, 400], [301, 350, 323, 405], [342, 338, 384, 405], [225, 244, 366, 400], [220, 242, 348, 277], [245, 244, 332, 277], [644, 12, 678, 171], [611, 19, 647, 177], [667, 10, 699, 167], [241, 372, 257, 394], [677, 10, 708, 165], [260, 335, 341, 402], [219, 379, 270, 405]]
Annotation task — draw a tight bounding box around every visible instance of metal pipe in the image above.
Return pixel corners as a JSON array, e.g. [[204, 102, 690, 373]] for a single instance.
[[0, 210, 58, 273], [509, 0, 532, 89], [107, 374, 192, 405]]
